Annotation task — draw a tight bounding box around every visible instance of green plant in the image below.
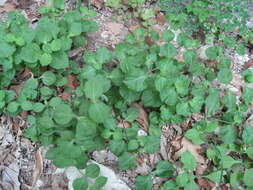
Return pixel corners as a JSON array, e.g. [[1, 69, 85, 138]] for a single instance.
[[157, 0, 250, 53], [1, 1, 253, 190]]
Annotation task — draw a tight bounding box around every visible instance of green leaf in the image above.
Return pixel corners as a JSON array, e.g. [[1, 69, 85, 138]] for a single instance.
[[118, 152, 136, 170], [176, 102, 190, 117], [0, 41, 15, 58], [50, 39, 62, 52], [223, 92, 236, 111], [185, 128, 204, 144], [141, 89, 162, 107], [7, 102, 19, 113], [109, 140, 127, 156], [153, 161, 174, 178], [123, 107, 139, 122], [84, 75, 111, 99], [180, 151, 197, 171], [160, 181, 177, 190], [176, 172, 189, 187], [86, 164, 100, 178], [53, 104, 73, 125], [243, 169, 253, 187], [20, 43, 40, 63], [246, 146, 253, 159], [160, 88, 177, 106], [189, 96, 204, 113], [124, 69, 148, 92], [220, 125, 237, 144], [221, 155, 241, 169], [205, 46, 221, 60], [162, 30, 175, 42], [141, 136, 160, 153], [50, 51, 69, 70], [69, 22, 82, 37], [41, 71, 56, 86], [93, 176, 107, 189], [204, 171, 223, 183], [73, 177, 88, 190], [21, 101, 33, 111], [135, 175, 152, 190], [242, 88, 253, 105], [175, 76, 190, 96], [88, 102, 111, 123], [75, 116, 97, 140], [128, 140, 139, 151], [218, 68, 232, 84], [33, 102, 45, 113], [242, 127, 253, 145], [236, 44, 246, 55], [39, 53, 52, 66], [160, 43, 177, 58], [96, 47, 112, 64], [205, 89, 220, 117]]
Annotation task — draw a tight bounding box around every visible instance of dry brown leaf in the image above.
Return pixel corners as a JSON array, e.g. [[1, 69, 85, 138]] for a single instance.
[[31, 150, 43, 187], [174, 137, 207, 175], [156, 13, 166, 25], [133, 103, 149, 132], [12, 122, 20, 131], [107, 22, 124, 35], [129, 24, 141, 33], [197, 178, 215, 189], [91, 0, 103, 9], [60, 91, 72, 101], [66, 75, 78, 90], [122, 121, 131, 128], [243, 59, 253, 70], [0, 3, 16, 12]]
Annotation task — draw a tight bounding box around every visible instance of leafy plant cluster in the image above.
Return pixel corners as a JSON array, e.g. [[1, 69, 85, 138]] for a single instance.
[[1, 1, 253, 190], [157, 0, 250, 53]]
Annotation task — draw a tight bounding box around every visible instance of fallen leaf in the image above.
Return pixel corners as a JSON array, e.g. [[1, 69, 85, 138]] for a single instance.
[[133, 103, 149, 132], [66, 75, 78, 90], [0, 3, 16, 12], [174, 137, 207, 175], [60, 91, 72, 101], [12, 122, 20, 131], [123, 121, 131, 128], [31, 150, 43, 187], [197, 178, 215, 189], [91, 0, 103, 9], [145, 36, 154, 46], [156, 13, 166, 25], [129, 24, 141, 33], [243, 59, 253, 70], [136, 155, 144, 165], [107, 22, 124, 35]]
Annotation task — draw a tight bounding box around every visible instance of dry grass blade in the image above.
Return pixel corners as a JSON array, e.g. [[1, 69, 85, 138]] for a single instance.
[[31, 150, 43, 187]]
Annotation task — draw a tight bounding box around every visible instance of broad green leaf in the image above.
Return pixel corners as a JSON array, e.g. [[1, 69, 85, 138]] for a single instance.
[[33, 102, 45, 113], [119, 87, 141, 104], [175, 76, 190, 96], [124, 69, 148, 92], [41, 71, 56, 86], [50, 51, 69, 69], [75, 116, 97, 140], [118, 152, 136, 170], [53, 104, 73, 125], [204, 170, 224, 183], [141, 89, 162, 107], [160, 88, 177, 106], [218, 68, 232, 84], [189, 96, 204, 113], [39, 53, 52, 66], [221, 155, 241, 169], [109, 140, 127, 156], [176, 172, 189, 187], [135, 175, 152, 190], [205, 89, 220, 117], [84, 75, 111, 99], [223, 92, 236, 111], [176, 102, 190, 117], [20, 43, 40, 63], [21, 101, 33, 111], [123, 107, 139, 122], [73, 178, 88, 190], [220, 125, 237, 144], [180, 151, 197, 171], [128, 140, 139, 151], [86, 164, 100, 178], [246, 146, 253, 159], [153, 161, 174, 178], [50, 39, 62, 51], [205, 46, 221, 60], [7, 102, 19, 113], [93, 176, 107, 189], [185, 128, 204, 144], [243, 169, 253, 187], [242, 87, 253, 105], [96, 47, 112, 64], [183, 50, 197, 64], [141, 136, 160, 153], [69, 22, 82, 37], [236, 44, 245, 55], [88, 102, 111, 123], [162, 30, 175, 42], [0, 41, 15, 58], [160, 43, 177, 58], [161, 181, 177, 190], [242, 127, 253, 145], [230, 171, 241, 189]]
